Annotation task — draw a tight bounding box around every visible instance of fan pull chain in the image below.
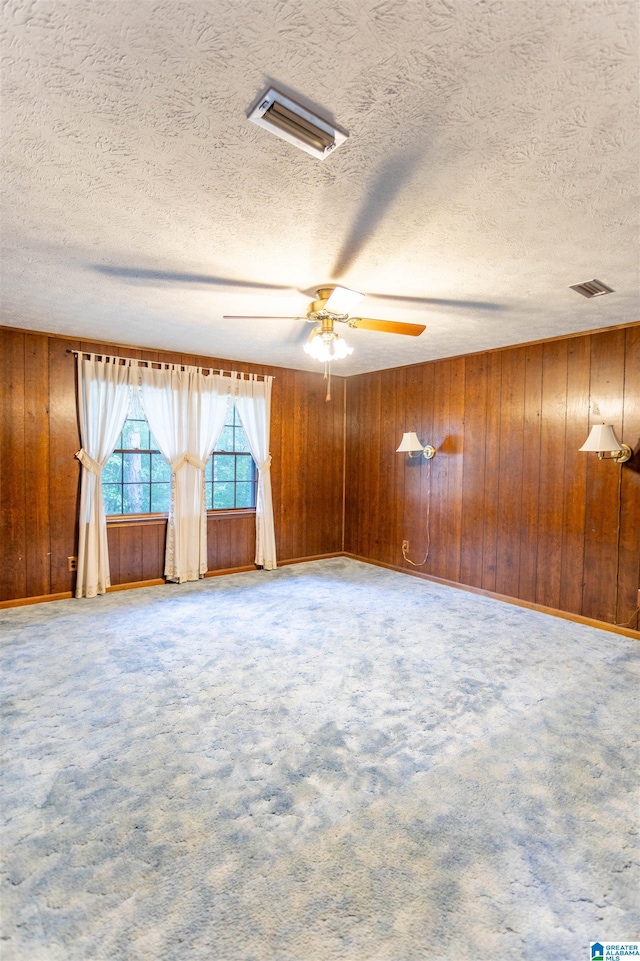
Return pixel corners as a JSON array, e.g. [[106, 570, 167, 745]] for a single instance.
[[323, 360, 332, 401]]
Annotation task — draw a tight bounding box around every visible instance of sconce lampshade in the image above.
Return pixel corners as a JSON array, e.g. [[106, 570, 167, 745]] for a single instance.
[[396, 431, 436, 459], [396, 431, 424, 453], [579, 424, 623, 453], [579, 423, 632, 463]]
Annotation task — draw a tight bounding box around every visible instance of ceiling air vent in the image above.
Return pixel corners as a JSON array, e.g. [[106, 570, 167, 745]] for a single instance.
[[248, 88, 347, 160], [569, 279, 614, 298]]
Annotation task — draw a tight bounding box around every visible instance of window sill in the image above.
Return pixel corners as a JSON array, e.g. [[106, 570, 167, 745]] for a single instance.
[[107, 514, 168, 528], [107, 508, 256, 528]]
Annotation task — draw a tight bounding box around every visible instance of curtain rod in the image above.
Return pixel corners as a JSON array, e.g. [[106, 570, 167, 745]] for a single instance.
[[66, 350, 273, 380]]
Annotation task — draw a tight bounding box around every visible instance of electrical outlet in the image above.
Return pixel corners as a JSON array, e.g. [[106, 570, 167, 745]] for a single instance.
[[402, 540, 409, 552], [68, 556, 77, 572]]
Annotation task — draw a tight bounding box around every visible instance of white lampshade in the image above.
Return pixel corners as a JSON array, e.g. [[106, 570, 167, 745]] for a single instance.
[[579, 424, 623, 453], [396, 431, 424, 453], [324, 286, 364, 315]]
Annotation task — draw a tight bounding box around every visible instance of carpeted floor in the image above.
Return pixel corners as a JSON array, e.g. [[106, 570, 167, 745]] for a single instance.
[[1, 557, 638, 961]]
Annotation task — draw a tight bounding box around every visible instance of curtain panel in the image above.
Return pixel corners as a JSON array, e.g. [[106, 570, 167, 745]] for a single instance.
[[73, 354, 275, 595], [75, 354, 132, 598], [138, 366, 230, 583], [232, 373, 277, 570]]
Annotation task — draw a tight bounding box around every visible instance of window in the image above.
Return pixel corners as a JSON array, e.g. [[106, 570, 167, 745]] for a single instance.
[[205, 404, 256, 510], [103, 392, 256, 516]]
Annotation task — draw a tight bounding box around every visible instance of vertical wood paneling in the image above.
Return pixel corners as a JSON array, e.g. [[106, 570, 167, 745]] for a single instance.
[[0, 331, 27, 600], [495, 347, 526, 599], [292, 371, 308, 559], [276, 367, 295, 561], [362, 372, 382, 559], [344, 375, 364, 557], [24, 335, 51, 597], [400, 364, 425, 568], [518, 344, 543, 602], [48, 339, 82, 595], [142, 523, 164, 581], [536, 340, 568, 609], [2, 322, 638, 628], [618, 326, 640, 629], [582, 330, 627, 622], [445, 357, 465, 584], [416, 361, 435, 571], [391, 367, 406, 567], [117, 525, 143, 585], [460, 354, 487, 587], [344, 324, 639, 629], [376, 369, 396, 566], [559, 336, 591, 614], [481, 351, 502, 592], [108, 527, 121, 585], [430, 359, 451, 577], [2, 332, 346, 597]]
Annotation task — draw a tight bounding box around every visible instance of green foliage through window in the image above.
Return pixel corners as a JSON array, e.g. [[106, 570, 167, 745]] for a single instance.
[[103, 392, 256, 516]]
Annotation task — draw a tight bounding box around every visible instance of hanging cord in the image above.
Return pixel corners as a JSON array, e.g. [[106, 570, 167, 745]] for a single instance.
[[324, 360, 331, 401], [402, 458, 432, 567], [615, 605, 640, 629]]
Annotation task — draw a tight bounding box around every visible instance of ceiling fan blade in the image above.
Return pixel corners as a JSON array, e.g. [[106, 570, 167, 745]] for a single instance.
[[351, 318, 426, 336], [93, 266, 296, 292], [366, 292, 504, 311], [222, 315, 308, 321], [324, 285, 364, 313]]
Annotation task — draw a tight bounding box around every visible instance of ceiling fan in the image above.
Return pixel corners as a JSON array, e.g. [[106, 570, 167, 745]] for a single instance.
[[224, 285, 425, 400], [224, 283, 424, 356]]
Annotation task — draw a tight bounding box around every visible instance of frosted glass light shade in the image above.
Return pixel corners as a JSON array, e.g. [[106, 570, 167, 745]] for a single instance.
[[303, 330, 353, 363], [579, 424, 623, 453], [396, 431, 424, 453]]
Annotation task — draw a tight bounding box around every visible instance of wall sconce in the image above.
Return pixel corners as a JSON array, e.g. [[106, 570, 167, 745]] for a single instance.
[[579, 423, 631, 463], [396, 431, 436, 459]]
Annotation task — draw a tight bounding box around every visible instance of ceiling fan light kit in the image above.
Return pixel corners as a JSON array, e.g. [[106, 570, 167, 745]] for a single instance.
[[304, 329, 353, 362], [248, 88, 348, 160], [223, 285, 426, 393]]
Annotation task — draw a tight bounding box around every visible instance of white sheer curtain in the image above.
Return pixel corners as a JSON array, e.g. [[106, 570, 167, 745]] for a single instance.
[[138, 366, 230, 583], [233, 373, 277, 570], [75, 354, 132, 598]]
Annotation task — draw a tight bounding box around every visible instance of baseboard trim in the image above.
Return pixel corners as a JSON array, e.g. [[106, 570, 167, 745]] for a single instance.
[[107, 579, 166, 592], [0, 556, 341, 608], [0, 591, 73, 609], [4, 553, 637, 639], [204, 565, 257, 578], [343, 553, 640, 640], [278, 552, 344, 567]]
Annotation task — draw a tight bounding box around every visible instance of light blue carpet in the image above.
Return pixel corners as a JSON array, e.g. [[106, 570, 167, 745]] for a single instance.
[[1, 557, 638, 960]]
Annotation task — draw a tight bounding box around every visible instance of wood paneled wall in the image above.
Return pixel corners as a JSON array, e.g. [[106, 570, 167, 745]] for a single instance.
[[2, 323, 639, 630], [0, 329, 345, 601], [345, 325, 640, 629]]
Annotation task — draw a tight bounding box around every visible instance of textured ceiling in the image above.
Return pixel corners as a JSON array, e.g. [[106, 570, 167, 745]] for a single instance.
[[1, 0, 639, 375]]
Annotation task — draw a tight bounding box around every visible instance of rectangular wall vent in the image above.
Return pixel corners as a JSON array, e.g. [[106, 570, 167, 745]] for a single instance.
[[569, 279, 614, 298], [248, 88, 347, 161]]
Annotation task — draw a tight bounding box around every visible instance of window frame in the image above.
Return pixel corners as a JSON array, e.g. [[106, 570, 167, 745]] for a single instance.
[[103, 395, 257, 522]]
